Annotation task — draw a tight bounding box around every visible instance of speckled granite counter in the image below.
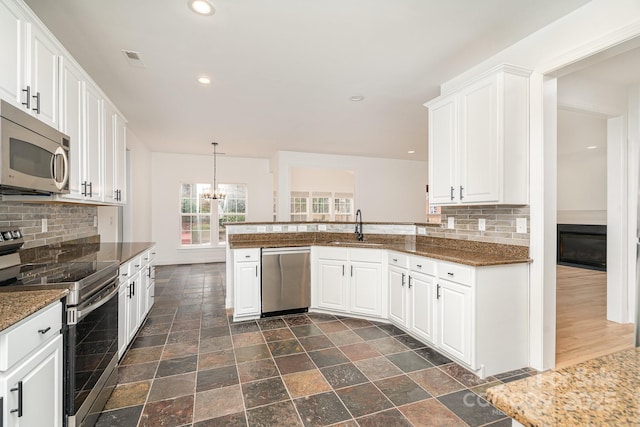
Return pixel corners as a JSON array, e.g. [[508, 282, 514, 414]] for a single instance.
[[92, 242, 156, 264], [229, 233, 529, 267], [0, 289, 68, 332], [20, 240, 155, 264], [486, 347, 640, 426]]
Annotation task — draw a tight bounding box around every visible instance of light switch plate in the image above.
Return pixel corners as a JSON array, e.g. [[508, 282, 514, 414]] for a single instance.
[[273, 225, 282, 232], [318, 224, 327, 231], [298, 225, 308, 232], [257, 226, 267, 232], [478, 218, 486, 231], [42, 218, 47, 233], [447, 217, 455, 229], [417, 227, 426, 235], [516, 218, 527, 233]]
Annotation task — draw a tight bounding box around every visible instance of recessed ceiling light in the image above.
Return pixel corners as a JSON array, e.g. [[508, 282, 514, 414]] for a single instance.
[[408, 150, 415, 154], [188, 0, 215, 15], [587, 146, 597, 149], [350, 95, 364, 102], [197, 76, 211, 85]]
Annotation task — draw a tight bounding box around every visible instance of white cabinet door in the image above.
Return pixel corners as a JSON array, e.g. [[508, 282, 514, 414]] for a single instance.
[[103, 101, 116, 203], [388, 265, 407, 326], [409, 271, 436, 345], [458, 76, 499, 203], [234, 261, 261, 318], [4, 334, 62, 427], [138, 266, 149, 322], [114, 113, 126, 203], [0, 0, 24, 106], [438, 279, 472, 365], [117, 281, 128, 359], [59, 58, 85, 201], [316, 258, 348, 312], [28, 24, 59, 129], [427, 95, 457, 205], [349, 261, 382, 317], [126, 272, 140, 343], [83, 83, 103, 202]]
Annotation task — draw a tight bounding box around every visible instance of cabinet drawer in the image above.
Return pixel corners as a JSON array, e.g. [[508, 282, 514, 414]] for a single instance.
[[315, 247, 348, 261], [388, 252, 409, 268], [235, 248, 260, 262], [130, 256, 144, 273], [350, 248, 382, 263], [438, 261, 472, 285], [410, 256, 436, 275], [0, 301, 61, 371], [119, 262, 131, 282]]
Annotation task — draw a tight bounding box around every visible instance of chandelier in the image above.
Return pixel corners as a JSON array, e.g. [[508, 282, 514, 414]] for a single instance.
[[204, 142, 225, 200]]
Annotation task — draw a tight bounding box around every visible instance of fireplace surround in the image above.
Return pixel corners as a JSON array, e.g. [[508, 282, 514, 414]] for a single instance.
[[557, 224, 606, 271]]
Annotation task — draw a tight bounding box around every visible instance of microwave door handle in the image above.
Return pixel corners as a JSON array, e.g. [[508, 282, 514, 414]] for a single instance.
[[52, 147, 69, 189]]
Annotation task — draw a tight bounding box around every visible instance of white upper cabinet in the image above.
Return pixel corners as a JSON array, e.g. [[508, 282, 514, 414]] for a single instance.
[[0, 0, 60, 129], [426, 64, 531, 206], [1, 0, 127, 206]]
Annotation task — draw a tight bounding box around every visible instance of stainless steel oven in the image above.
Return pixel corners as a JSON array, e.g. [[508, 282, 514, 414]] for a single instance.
[[0, 99, 69, 194], [65, 277, 119, 427]]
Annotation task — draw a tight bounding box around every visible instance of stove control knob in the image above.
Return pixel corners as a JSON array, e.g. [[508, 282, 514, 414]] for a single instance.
[[12, 230, 21, 238], [2, 231, 12, 240]]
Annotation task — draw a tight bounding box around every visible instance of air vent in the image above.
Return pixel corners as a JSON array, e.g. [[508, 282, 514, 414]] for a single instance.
[[121, 50, 146, 68]]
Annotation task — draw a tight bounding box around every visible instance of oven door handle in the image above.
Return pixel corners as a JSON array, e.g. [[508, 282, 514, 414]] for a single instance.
[[76, 283, 118, 320]]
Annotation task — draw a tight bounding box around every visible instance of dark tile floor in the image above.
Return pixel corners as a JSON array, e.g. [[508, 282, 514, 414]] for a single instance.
[[96, 263, 534, 426]]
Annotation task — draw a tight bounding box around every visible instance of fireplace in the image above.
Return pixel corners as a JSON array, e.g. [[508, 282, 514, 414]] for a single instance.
[[557, 224, 606, 271]]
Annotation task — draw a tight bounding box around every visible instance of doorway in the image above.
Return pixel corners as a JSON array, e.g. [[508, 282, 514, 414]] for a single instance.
[[551, 45, 640, 368]]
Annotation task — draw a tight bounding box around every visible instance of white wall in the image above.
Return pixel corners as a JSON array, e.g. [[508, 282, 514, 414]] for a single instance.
[[433, 0, 640, 371], [151, 153, 273, 265], [557, 109, 607, 224], [291, 168, 355, 194], [125, 129, 153, 242], [275, 151, 428, 223]]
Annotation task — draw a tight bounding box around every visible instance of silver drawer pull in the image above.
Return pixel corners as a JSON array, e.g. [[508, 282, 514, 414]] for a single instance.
[[135, 264, 140, 268], [38, 327, 51, 334], [447, 272, 454, 276], [245, 255, 250, 258], [416, 264, 422, 268], [392, 258, 398, 262]]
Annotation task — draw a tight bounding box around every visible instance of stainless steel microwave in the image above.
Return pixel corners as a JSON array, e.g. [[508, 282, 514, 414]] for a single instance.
[[0, 99, 69, 194]]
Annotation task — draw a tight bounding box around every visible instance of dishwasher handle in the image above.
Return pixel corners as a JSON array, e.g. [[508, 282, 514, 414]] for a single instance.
[[261, 247, 311, 256]]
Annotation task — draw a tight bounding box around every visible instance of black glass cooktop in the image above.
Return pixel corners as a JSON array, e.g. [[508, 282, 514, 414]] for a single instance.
[[0, 261, 118, 287]]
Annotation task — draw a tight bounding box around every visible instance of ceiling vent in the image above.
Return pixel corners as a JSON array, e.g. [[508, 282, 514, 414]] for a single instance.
[[121, 50, 146, 68]]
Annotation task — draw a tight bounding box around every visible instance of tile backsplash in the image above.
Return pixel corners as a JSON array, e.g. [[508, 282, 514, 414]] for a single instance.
[[0, 201, 98, 249], [426, 205, 530, 246]]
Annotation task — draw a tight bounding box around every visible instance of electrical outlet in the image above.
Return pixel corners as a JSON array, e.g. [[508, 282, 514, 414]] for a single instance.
[[273, 225, 282, 232], [478, 218, 486, 231], [318, 224, 327, 231], [516, 218, 527, 234], [257, 226, 267, 232], [41, 218, 47, 233], [447, 217, 455, 229], [417, 227, 426, 235]]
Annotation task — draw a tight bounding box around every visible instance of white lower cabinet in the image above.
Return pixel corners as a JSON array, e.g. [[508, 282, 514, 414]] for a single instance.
[[117, 247, 157, 360], [437, 278, 472, 364], [0, 302, 63, 427], [233, 249, 261, 321], [313, 247, 384, 318], [388, 263, 408, 326], [409, 270, 437, 345]]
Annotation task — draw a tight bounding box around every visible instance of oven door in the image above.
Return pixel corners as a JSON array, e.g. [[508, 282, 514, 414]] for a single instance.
[[65, 281, 119, 427], [0, 116, 69, 194]]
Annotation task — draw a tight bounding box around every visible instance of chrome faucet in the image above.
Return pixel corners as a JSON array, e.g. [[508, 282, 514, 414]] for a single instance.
[[354, 209, 364, 241]]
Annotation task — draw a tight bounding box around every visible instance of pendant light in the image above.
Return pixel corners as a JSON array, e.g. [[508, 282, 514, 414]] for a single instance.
[[205, 142, 225, 200]]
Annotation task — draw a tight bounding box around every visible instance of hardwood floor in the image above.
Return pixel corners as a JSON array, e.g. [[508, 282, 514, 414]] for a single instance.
[[555, 265, 635, 369]]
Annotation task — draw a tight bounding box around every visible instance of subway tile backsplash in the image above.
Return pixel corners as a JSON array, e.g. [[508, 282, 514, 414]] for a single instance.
[[0, 201, 98, 249], [429, 205, 530, 246]]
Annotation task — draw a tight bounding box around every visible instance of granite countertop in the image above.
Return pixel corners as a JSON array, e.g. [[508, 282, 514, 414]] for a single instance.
[[20, 240, 156, 265], [0, 289, 68, 332], [486, 347, 640, 426], [229, 234, 530, 267], [93, 242, 156, 264]]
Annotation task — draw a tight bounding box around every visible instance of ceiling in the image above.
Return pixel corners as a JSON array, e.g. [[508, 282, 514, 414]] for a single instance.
[[25, 0, 590, 160]]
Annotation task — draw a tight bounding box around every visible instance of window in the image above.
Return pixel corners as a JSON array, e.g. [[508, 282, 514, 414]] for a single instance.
[[180, 183, 247, 245], [180, 183, 212, 245], [311, 196, 330, 222], [290, 192, 308, 222], [333, 197, 352, 222], [217, 184, 247, 242]]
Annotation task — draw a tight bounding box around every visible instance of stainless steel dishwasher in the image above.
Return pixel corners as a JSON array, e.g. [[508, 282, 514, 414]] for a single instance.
[[261, 247, 311, 316]]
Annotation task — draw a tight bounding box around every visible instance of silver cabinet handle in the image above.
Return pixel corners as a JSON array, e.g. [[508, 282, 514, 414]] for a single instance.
[[401, 273, 405, 287], [437, 284, 441, 299], [37, 327, 51, 334], [255, 265, 258, 277], [32, 92, 40, 114], [408, 276, 413, 288], [450, 186, 454, 200], [416, 264, 422, 268], [460, 185, 464, 200], [10, 381, 23, 417], [22, 86, 30, 109], [447, 272, 454, 276]]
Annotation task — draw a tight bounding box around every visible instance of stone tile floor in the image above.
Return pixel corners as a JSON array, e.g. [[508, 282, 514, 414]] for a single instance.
[[96, 263, 534, 426]]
